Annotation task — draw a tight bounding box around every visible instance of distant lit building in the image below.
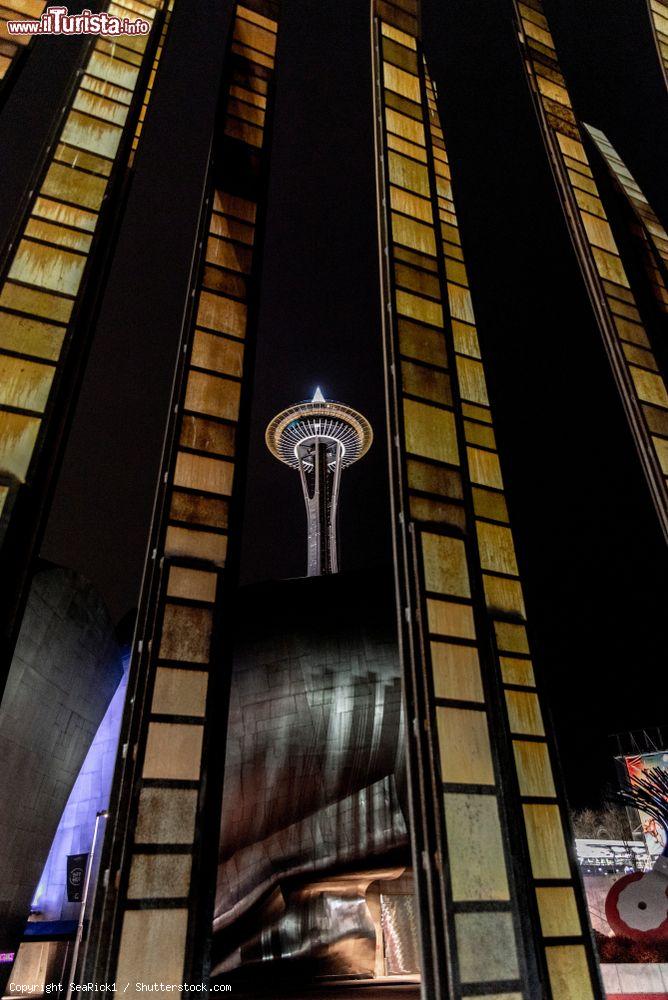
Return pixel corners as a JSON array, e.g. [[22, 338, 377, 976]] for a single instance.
[[266, 389, 372, 575]]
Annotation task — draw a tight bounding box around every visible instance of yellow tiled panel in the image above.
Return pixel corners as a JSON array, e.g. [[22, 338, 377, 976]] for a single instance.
[[0, 410, 41, 481], [483, 574, 525, 616], [209, 212, 255, 245], [455, 356, 489, 406], [523, 804, 571, 879], [0, 282, 73, 323], [396, 289, 442, 327], [404, 398, 459, 465], [432, 642, 484, 703], [536, 74, 570, 106], [630, 366, 668, 408], [398, 320, 447, 366], [234, 18, 277, 56], [471, 487, 508, 523], [455, 912, 519, 984], [151, 668, 209, 718], [536, 887, 582, 938], [87, 50, 140, 90], [513, 740, 556, 797], [191, 330, 244, 377], [383, 61, 421, 102], [127, 853, 192, 900], [500, 656, 535, 687], [407, 457, 462, 498], [116, 909, 187, 993], [236, 4, 276, 33], [494, 621, 530, 654], [580, 211, 617, 253], [422, 532, 471, 597], [436, 706, 495, 785], [196, 291, 247, 338], [80, 73, 134, 108], [158, 603, 212, 663], [447, 282, 476, 324], [0, 354, 55, 412], [392, 214, 437, 256], [9, 239, 85, 296], [135, 786, 198, 845], [72, 88, 130, 127], [184, 370, 241, 422], [387, 131, 428, 162], [33, 196, 97, 233], [409, 494, 466, 528], [41, 161, 106, 211], [545, 945, 594, 1000], [0, 312, 65, 362], [467, 447, 503, 489], [556, 132, 587, 163], [444, 793, 510, 900], [143, 722, 203, 781], [427, 598, 476, 640], [390, 185, 433, 223], [173, 451, 233, 497], [522, 17, 554, 48], [62, 111, 123, 159], [231, 41, 274, 69], [213, 190, 257, 222], [25, 218, 92, 253], [465, 420, 495, 450], [225, 117, 263, 148], [386, 108, 425, 145], [206, 236, 251, 274], [451, 320, 481, 358], [381, 21, 417, 49], [505, 689, 545, 736], [654, 436, 668, 475], [166, 565, 217, 602], [179, 414, 235, 457], [388, 151, 430, 197], [591, 247, 630, 286], [164, 525, 227, 566], [476, 521, 518, 575]]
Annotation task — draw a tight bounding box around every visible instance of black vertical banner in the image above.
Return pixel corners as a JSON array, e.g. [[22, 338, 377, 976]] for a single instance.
[[67, 854, 88, 903]]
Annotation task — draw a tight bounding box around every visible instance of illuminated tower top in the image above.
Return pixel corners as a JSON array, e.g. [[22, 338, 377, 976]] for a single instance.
[[266, 389, 373, 576]]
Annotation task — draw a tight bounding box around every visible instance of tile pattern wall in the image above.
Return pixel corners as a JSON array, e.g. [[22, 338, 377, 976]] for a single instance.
[[0, 0, 169, 538], [585, 123, 668, 318], [91, 2, 281, 989], [513, 0, 668, 540], [647, 0, 668, 81], [371, 1, 603, 995], [0, 2, 47, 83]]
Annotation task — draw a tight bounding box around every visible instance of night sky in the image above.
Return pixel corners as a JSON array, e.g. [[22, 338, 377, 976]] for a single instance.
[[4, 0, 663, 807]]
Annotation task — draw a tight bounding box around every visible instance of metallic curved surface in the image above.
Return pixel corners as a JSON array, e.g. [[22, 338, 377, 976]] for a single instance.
[[213, 571, 408, 977]]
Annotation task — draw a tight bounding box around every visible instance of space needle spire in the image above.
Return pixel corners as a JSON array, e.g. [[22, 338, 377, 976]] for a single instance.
[[266, 390, 373, 576]]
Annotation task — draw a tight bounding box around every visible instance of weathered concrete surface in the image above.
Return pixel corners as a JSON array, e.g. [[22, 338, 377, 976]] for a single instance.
[[0, 564, 122, 960]]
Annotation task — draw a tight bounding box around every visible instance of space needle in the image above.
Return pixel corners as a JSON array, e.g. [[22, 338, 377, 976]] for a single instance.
[[265, 389, 373, 576]]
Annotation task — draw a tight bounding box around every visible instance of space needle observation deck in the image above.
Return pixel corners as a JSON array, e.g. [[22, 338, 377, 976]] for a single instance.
[[265, 389, 373, 576]]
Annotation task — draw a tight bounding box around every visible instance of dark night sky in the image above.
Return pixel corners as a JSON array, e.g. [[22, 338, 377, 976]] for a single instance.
[[5, 0, 662, 807]]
